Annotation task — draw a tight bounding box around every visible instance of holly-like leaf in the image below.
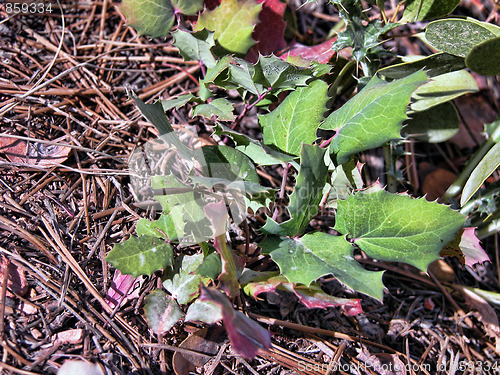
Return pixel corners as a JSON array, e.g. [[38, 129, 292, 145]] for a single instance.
[[334, 186, 466, 271], [106, 236, 173, 277], [258, 54, 312, 92], [461, 141, 500, 206], [195, 0, 262, 54], [465, 36, 500, 76], [193, 98, 236, 121], [263, 145, 328, 236], [163, 253, 207, 304], [120, 0, 203, 39], [173, 29, 217, 68], [321, 71, 428, 164], [404, 102, 460, 143], [402, 0, 460, 22], [144, 289, 184, 334], [242, 273, 362, 316], [410, 70, 478, 112], [247, 0, 287, 60], [260, 233, 385, 300], [259, 80, 328, 156], [425, 19, 497, 58], [199, 285, 272, 359]]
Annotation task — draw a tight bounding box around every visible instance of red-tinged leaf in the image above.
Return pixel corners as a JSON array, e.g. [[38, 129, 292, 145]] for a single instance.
[[0, 256, 28, 298], [105, 269, 143, 309], [144, 289, 184, 335], [288, 284, 362, 316], [243, 274, 362, 316], [200, 285, 271, 359], [441, 228, 489, 267], [247, 0, 287, 62], [243, 274, 286, 297], [279, 37, 340, 64], [460, 227, 489, 267]]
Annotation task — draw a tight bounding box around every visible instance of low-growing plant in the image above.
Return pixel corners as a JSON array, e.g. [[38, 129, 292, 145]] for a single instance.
[[106, 0, 500, 359]]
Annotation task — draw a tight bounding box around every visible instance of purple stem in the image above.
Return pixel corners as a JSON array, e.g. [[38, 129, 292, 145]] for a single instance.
[[231, 87, 272, 130]]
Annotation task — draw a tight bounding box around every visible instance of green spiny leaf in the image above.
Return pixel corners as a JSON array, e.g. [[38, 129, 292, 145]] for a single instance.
[[163, 253, 206, 304], [260, 233, 385, 300], [106, 235, 173, 277], [461, 141, 500, 206], [173, 29, 217, 68], [377, 53, 465, 80], [259, 80, 328, 156], [120, 0, 176, 38], [120, 0, 203, 39], [214, 124, 297, 167], [201, 145, 259, 183], [193, 98, 236, 121], [172, 0, 203, 15], [321, 71, 428, 164], [334, 186, 466, 271]]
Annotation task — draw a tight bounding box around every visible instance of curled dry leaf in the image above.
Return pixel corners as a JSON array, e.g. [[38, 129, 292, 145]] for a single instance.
[[0, 256, 28, 298], [0, 136, 70, 167], [172, 326, 225, 375]]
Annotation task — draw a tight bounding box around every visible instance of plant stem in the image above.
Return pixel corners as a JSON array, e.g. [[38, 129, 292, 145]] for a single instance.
[[383, 144, 397, 193], [231, 87, 272, 130], [272, 163, 290, 221]]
